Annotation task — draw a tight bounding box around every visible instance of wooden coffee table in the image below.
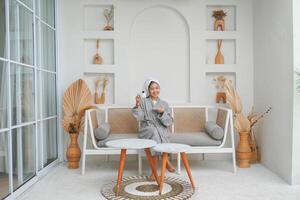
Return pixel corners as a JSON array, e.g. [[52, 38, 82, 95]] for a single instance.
[[153, 143, 195, 194], [106, 138, 159, 196]]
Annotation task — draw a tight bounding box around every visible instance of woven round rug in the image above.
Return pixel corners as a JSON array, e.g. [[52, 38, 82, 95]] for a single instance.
[[101, 175, 194, 200]]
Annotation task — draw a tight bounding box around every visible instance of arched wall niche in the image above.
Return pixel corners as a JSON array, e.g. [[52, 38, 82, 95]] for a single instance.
[[129, 5, 191, 103]]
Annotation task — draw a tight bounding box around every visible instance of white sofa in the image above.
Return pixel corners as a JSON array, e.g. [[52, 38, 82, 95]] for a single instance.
[[82, 105, 236, 175]]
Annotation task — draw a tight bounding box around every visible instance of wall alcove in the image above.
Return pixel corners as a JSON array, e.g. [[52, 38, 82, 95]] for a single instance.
[[129, 5, 190, 103]]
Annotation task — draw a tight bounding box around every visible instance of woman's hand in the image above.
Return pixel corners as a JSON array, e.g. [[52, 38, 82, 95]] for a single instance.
[[154, 107, 164, 114], [135, 95, 141, 107]]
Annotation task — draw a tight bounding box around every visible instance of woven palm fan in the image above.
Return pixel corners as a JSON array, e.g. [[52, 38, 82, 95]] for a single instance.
[[63, 79, 93, 133]]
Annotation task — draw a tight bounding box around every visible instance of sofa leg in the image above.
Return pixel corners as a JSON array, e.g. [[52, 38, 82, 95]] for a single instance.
[[138, 152, 142, 175], [232, 151, 237, 173], [81, 153, 86, 176], [177, 153, 181, 175]]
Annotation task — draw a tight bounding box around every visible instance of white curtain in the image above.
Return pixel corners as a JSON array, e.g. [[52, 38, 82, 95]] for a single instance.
[[0, 0, 8, 174]]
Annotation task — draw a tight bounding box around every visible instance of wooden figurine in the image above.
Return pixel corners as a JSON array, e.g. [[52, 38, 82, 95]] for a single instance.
[[95, 77, 109, 104], [215, 40, 224, 64], [93, 40, 103, 64], [103, 6, 114, 31], [212, 10, 226, 31]]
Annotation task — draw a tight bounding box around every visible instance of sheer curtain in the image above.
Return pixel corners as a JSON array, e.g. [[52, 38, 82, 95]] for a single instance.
[[0, 0, 8, 174], [9, 0, 35, 186]]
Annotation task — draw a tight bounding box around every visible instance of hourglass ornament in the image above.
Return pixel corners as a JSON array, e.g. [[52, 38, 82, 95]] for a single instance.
[[103, 6, 114, 31], [215, 40, 224, 64]]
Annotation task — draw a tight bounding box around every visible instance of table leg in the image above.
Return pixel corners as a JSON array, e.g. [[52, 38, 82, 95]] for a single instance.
[[181, 152, 195, 189], [144, 148, 160, 186], [116, 149, 127, 196], [159, 152, 168, 195]]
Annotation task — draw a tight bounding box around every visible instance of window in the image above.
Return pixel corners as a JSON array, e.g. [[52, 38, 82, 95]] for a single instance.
[[0, 0, 57, 199]]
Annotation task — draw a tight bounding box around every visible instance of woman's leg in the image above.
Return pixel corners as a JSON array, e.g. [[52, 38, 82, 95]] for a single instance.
[[166, 156, 176, 172], [149, 156, 158, 181]]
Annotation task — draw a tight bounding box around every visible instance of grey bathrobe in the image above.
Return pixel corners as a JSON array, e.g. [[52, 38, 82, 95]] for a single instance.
[[132, 97, 173, 144]]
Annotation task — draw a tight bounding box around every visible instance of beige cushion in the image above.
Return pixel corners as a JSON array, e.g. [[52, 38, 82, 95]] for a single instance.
[[97, 133, 137, 147], [170, 132, 222, 146], [216, 109, 227, 129], [173, 108, 206, 132], [108, 108, 138, 133]]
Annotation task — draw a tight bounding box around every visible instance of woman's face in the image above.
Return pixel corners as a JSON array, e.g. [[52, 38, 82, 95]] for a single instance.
[[149, 82, 160, 99]]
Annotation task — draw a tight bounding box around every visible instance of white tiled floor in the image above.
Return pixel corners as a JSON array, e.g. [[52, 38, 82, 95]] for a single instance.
[[17, 159, 300, 200]]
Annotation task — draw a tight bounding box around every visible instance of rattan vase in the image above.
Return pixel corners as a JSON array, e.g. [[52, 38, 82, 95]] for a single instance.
[[66, 133, 81, 169], [236, 131, 252, 168]]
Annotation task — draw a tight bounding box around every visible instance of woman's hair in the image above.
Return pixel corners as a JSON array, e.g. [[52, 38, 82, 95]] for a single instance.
[[148, 81, 160, 90]]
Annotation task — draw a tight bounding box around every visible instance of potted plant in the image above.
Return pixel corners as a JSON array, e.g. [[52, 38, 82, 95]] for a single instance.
[[63, 79, 93, 169], [223, 79, 271, 167], [296, 70, 300, 93]]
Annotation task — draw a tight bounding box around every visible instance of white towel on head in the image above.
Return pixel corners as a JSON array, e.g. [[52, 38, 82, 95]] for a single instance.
[[143, 78, 160, 97]]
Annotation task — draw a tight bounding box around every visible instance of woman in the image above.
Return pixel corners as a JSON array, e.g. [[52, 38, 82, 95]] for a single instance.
[[132, 79, 175, 180]]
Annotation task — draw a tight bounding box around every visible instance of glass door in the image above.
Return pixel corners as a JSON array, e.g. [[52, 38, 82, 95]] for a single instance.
[[0, 0, 58, 199]]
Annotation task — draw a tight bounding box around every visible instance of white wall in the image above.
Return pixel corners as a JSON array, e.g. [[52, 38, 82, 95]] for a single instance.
[[58, 0, 254, 160], [253, 0, 294, 184], [59, 0, 253, 105], [292, 0, 300, 185]]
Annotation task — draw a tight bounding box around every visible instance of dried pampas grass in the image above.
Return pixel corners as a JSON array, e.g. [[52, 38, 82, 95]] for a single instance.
[[223, 80, 271, 132], [224, 79, 242, 115]]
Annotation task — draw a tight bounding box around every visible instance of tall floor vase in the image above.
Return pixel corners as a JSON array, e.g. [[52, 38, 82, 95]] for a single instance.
[[236, 131, 252, 168], [66, 133, 81, 169]]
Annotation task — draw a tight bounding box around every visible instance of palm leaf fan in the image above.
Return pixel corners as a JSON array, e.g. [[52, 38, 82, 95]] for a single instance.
[[63, 79, 93, 133]]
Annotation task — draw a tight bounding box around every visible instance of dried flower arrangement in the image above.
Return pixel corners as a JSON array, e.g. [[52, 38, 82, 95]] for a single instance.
[[223, 79, 271, 166], [212, 9, 227, 31], [62, 79, 94, 168], [212, 10, 227, 20], [213, 75, 231, 103], [95, 77, 109, 104], [103, 6, 114, 31], [214, 75, 227, 90]]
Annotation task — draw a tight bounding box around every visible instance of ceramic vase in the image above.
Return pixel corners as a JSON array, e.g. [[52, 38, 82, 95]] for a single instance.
[[236, 131, 252, 168]]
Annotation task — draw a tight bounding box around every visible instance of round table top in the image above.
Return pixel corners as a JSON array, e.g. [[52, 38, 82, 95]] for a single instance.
[[106, 138, 157, 150], [153, 143, 191, 153]]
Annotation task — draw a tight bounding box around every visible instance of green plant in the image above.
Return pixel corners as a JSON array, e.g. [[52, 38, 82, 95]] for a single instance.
[[296, 70, 300, 93]]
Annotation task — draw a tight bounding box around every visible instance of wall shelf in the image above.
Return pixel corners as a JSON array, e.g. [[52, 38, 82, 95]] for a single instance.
[[83, 4, 114, 31], [83, 31, 116, 39], [84, 39, 115, 65], [206, 39, 236, 64], [83, 72, 115, 104], [205, 72, 236, 104], [203, 31, 237, 39], [84, 64, 117, 74], [205, 64, 237, 72]]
